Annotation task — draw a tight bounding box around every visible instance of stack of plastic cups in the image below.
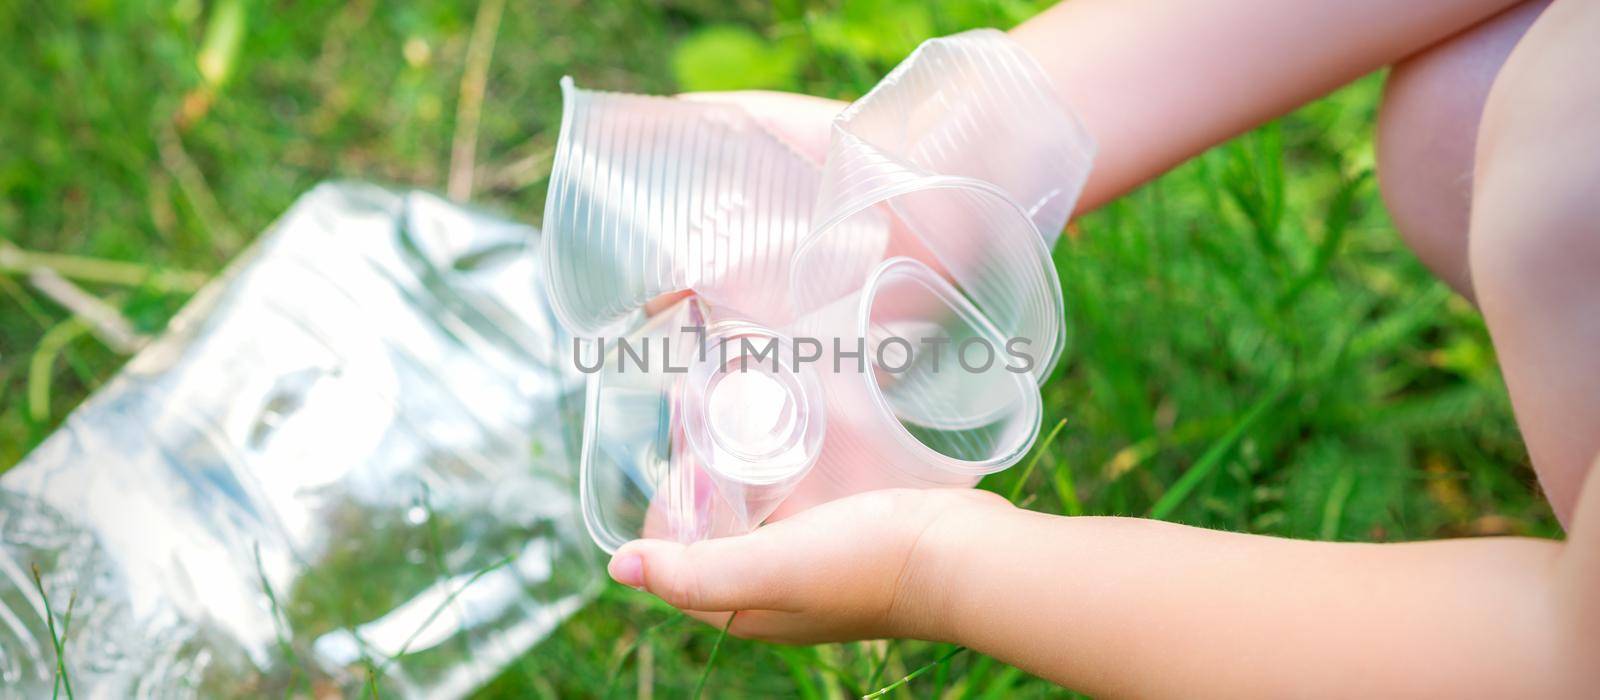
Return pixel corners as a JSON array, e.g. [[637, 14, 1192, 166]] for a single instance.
[[543, 29, 1095, 552]]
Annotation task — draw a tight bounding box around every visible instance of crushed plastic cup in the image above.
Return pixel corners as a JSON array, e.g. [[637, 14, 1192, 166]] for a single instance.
[[544, 29, 1094, 551], [796, 29, 1094, 381], [773, 257, 1042, 517], [578, 299, 826, 552], [541, 78, 824, 335]]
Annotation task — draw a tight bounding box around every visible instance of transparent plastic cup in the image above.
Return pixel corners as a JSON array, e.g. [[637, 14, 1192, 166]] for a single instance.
[[541, 78, 823, 336], [774, 257, 1042, 517], [578, 299, 826, 552], [795, 29, 1094, 382]]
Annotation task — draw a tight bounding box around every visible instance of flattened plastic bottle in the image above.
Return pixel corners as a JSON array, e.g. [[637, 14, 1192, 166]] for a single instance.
[[0, 184, 598, 698]]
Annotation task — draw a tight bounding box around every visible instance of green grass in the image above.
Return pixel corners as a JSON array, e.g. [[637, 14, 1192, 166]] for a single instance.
[[1, 0, 1558, 697]]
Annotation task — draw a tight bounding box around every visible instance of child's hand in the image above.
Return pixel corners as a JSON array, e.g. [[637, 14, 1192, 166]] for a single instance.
[[606, 488, 1008, 644]]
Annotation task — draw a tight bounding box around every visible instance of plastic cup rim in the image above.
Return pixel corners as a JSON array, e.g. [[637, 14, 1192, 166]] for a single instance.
[[853, 257, 1042, 478]]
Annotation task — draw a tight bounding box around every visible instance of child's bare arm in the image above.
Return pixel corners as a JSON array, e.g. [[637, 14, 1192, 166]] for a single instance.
[[1010, 0, 1522, 212], [927, 482, 1594, 697], [611, 456, 1599, 696], [697, 1, 1523, 216]]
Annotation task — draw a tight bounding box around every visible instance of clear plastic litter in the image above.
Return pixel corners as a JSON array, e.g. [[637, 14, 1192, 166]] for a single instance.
[[543, 29, 1094, 551], [0, 183, 598, 698]]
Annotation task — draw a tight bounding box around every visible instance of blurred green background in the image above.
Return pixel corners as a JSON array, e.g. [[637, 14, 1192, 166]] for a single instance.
[[0, 0, 1556, 696]]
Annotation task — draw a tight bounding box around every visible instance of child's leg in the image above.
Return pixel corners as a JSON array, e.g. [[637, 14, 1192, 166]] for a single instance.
[[1374, 0, 1600, 525], [1470, 0, 1600, 525], [1377, 0, 1551, 302]]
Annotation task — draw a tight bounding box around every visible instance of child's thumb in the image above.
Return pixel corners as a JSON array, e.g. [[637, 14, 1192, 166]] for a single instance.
[[608, 536, 793, 612]]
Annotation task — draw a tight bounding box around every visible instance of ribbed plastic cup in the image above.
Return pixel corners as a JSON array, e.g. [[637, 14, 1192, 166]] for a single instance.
[[541, 78, 823, 336], [774, 257, 1041, 518]]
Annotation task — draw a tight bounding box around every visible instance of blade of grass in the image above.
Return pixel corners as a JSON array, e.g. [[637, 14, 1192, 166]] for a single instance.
[[1348, 284, 1451, 360], [976, 666, 1024, 699], [772, 646, 826, 700], [602, 612, 682, 698], [864, 641, 893, 691], [27, 268, 147, 354], [1050, 467, 1083, 517], [156, 117, 242, 254], [364, 659, 382, 699], [0, 242, 209, 293], [932, 649, 954, 697], [27, 318, 91, 424], [196, 0, 246, 88], [447, 0, 507, 201], [1149, 379, 1289, 520], [1222, 123, 1286, 265], [416, 485, 480, 674], [377, 552, 518, 674], [1319, 465, 1357, 540], [56, 590, 77, 700], [1006, 418, 1068, 504], [0, 276, 98, 403], [253, 542, 309, 699], [1277, 169, 1369, 310], [692, 612, 736, 699], [30, 564, 74, 700], [864, 645, 965, 699]]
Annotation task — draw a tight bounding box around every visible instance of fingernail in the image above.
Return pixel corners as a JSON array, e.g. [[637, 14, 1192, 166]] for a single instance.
[[609, 553, 644, 589]]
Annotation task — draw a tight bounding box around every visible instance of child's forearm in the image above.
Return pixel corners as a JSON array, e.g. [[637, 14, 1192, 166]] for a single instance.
[[917, 506, 1582, 697], [1009, 0, 1525, 212], [610, 474, 1600, 694]]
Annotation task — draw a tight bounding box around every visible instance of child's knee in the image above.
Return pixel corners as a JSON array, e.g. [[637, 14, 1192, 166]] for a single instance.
[[1470, 176, 1600, 308], [1468, 0, 1600, 306], [1375, 0, 1550, 301]]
